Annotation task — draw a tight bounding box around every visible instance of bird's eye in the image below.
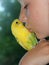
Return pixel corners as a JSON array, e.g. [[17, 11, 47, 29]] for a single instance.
[[16, 22, 18, 24]]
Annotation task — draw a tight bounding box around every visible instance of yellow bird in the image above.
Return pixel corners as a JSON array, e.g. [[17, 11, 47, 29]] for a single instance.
[[11, 19, 38, 51]]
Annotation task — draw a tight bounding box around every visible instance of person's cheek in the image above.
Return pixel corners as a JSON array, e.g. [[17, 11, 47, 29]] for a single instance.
[[27, 0, 49, 39]]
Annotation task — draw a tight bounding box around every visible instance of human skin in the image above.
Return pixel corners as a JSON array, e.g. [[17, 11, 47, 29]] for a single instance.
[[19, 0, 49, 39], [19, 39, 49, 65], [18, 0, 49, 65]]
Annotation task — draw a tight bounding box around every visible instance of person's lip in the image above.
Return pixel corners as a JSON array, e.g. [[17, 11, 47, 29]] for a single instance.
[[27, 28, 33, 32], [29, 29, 33, 32]]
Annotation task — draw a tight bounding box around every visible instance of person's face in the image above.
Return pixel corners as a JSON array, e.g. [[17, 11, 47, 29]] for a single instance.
[[19, 0, 49, 39]]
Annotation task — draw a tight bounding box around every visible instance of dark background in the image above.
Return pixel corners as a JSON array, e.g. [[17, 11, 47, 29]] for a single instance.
[[0, 0, 26, 65]]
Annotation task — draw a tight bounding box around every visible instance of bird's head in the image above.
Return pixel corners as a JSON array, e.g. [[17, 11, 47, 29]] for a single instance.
[[11, 19, 25, 36], [11, 19, 26, 30], [11, 19, 23, 30]]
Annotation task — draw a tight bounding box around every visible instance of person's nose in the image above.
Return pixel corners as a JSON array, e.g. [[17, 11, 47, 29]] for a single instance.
[[19, 8, 32, 32], [19, 8, 29, 27], [19, 8, 27, 23]]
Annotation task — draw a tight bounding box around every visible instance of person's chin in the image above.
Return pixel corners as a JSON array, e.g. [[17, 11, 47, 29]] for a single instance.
[[35, 33, 47, 39]]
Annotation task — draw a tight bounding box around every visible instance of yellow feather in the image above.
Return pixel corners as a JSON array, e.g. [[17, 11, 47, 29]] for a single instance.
[[11, 19, 38, 50]]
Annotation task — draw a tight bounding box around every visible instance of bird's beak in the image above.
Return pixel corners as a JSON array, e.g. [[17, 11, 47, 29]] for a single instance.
[[22, 22, 26, 26]]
